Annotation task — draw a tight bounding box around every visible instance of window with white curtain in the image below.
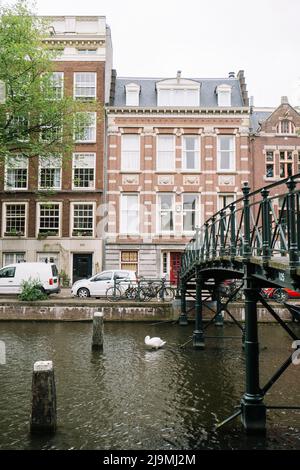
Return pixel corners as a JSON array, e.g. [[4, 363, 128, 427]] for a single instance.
[[74, 72, 96, 100], [75, 112, 96, 142], [39, 155, 62, 190], [217, 136, 235, 171], [183, 194, 198, 232], [73, 153, 95, 189], [182, 136, 200, 170], [158, 194, 174, 232], [49, 72, 64, 100], [5, 155, 28, 190], [157, 135, 175, 171], [3, 252, 25, 266], [121, 135, 140, 171], [120, 194, 139, 234], [158, 88, 199, 106]]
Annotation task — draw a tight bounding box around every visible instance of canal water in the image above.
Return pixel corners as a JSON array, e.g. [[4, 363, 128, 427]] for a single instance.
[[0, 321, 299, 450]]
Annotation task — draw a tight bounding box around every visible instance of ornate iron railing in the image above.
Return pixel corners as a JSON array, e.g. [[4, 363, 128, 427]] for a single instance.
[[181, 174, 300, 279]]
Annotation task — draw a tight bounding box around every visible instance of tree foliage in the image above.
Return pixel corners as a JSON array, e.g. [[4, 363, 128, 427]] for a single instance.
[[0, 0, 99, 163]]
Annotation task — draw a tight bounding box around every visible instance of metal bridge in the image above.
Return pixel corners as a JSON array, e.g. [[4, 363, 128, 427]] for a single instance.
[[179, 175, 300, 434]]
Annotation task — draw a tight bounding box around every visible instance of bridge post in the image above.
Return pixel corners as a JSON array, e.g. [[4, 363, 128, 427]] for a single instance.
[[179, 280, 189, 326], [286, 178, 299, 272], [193, 267, 204, 349], [261, 188, 271, 266], [213, 285, 224, 327]]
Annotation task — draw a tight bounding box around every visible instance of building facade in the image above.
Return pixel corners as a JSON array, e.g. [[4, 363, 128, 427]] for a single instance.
[[104, 71, 251, 281], [251, 96, 300, 192], [0, 16, 112, 284]]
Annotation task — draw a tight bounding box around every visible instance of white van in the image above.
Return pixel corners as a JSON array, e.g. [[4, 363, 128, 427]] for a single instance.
[[0, 262, 60, 295]]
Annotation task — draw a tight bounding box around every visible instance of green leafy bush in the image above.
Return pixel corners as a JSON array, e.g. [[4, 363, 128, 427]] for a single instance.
[[19, 279, 48, 301]]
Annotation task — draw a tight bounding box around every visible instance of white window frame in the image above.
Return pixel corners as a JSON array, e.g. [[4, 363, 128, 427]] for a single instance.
[[2, 252, 25, 267], [182, 136, 200, 171], [48, 72, 64, 100], [121, 135, 140, 171], [74, 112, 96, 143], [156, 135, 175, 171], [5, 155, 28, 191], [218, 193, 236, 211], [36, 202, 62, 237], [36, 252, 60, 267], [72, 153, 96, 190], [71, 202, 95, 237], [182, 194, 199, 234], [74, 72, 97, 100], [125, 83, 140, 106], [157, 193, 175, 234], [2, 202, 28, 237], [120, 194, 139, 235], [217, 135, 235, 172], [277, 120, 295, 135], [157, 87, 200, 107], [216, 84, 232, 107], [38, 155, 62, 190], [120, 250, 139, 272]]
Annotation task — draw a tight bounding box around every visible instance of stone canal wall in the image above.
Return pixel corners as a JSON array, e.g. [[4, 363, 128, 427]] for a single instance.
[[0, 297, 297, 322], [0, 299, 174, 322]]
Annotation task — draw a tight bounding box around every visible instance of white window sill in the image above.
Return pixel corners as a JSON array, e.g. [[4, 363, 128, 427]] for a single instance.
[[4, 188, 28, 191], [75, 141, 97, 144]]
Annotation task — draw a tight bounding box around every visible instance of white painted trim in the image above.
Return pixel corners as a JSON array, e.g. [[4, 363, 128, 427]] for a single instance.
[[36, 201, 62, 238], [2, 201, 28, 238]]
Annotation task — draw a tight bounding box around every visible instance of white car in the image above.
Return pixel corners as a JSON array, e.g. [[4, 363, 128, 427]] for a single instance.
[[0, 262, 60, 295], [71, 270, 137, 298]]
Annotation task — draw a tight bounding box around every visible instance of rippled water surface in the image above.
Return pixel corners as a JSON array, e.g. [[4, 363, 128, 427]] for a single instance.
[[0, 321, 299, 449]]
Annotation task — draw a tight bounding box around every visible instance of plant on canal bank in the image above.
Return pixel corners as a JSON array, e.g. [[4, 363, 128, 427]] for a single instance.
[[19, 279, 48, 301]]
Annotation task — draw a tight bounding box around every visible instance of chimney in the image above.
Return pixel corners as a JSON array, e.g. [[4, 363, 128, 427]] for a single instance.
[[177, 70, 181, 83], [228, 72, 235, 79], [237, 70, 249, 106], [281, 96, 289, 104]]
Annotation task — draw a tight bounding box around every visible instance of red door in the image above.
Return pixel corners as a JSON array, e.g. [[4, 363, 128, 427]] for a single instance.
[[170, 252, 182, 285]]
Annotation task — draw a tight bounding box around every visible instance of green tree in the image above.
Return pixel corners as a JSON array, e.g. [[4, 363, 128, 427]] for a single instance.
[[0, 0, 99, 165]]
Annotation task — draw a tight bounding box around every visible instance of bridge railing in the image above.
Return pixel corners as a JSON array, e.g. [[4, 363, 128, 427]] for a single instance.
[[181, 174, 300, 279]]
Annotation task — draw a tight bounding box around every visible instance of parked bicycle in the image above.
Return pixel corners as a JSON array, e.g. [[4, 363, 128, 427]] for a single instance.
[[106, 277, 175, 302]]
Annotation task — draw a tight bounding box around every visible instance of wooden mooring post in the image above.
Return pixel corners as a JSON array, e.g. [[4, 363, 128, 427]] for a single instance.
[[30, 360, 57, 434], [92, 311, 104, 350]]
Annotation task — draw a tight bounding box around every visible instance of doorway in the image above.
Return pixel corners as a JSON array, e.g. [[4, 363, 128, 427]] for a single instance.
[[162, 252, 182, 285], [73, 253, 93, 283]]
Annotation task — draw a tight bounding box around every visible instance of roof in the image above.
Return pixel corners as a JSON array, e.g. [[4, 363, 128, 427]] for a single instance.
[[112, 77, 245, 108], [250, 109, 274, 132]]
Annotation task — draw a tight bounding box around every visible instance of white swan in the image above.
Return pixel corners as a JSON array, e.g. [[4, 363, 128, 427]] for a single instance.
[[144, 335, 166, 349]]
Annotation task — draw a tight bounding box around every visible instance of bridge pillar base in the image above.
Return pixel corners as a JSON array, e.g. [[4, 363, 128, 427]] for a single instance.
[[193, 330, 204, 349], [241, 397, 266, 434], [214, 312, 224, 327], [179, 313, 189, 326]]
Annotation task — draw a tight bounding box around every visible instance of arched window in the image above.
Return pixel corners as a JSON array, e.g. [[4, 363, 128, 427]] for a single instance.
[[277, 120, 295, 134]]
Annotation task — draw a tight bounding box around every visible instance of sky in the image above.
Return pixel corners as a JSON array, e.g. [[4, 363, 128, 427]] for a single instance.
[[3, 0, 300, 107]]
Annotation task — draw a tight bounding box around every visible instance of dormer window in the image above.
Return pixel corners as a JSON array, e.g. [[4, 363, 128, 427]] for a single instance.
[[156, 77, 200, 107], [277, 120, 295, 134], [125, 83, 140, 106], [216, 84, 231, 107]]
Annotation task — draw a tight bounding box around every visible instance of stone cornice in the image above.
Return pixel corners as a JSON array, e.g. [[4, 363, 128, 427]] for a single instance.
[[106, 107, 250, 116]]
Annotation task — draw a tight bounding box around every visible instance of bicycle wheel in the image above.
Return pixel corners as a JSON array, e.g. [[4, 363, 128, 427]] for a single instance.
[[160, 287, 175, 301], [106, 286, 122, 302]]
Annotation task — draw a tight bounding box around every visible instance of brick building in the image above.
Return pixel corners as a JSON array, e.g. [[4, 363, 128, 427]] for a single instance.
[[250, 96, 300, 192], [104, 70, 251, 281], [0, 16, 112, 283]]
